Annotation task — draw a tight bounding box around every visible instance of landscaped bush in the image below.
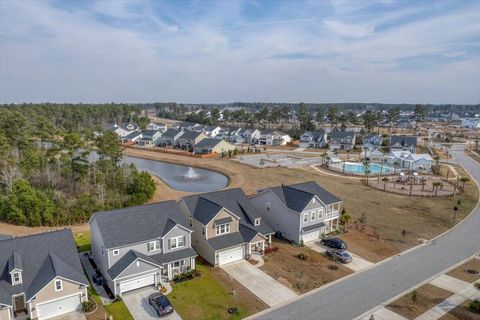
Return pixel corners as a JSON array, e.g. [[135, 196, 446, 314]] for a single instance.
[[469, 299, 480, 313], [173, 270, 197, 283], [82, 300, 94, 313], [475, 282, 480, 290], [298, 253, 310, 261], [264, 246, 279, 254]]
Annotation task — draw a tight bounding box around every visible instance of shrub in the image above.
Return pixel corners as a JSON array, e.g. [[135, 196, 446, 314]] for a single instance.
[[82, 300, 94, 313], [474, 282, 480, 290], [173, 270, 196, 283], [469, 299, 480, 314], [298, 253, 310, 261]]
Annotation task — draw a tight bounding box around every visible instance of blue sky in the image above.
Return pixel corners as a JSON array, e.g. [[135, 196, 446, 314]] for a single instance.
[[0, 0, 479, 104]]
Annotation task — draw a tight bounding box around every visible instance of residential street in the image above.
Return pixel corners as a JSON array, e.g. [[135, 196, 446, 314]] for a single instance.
[[252, 145, 480, 320]]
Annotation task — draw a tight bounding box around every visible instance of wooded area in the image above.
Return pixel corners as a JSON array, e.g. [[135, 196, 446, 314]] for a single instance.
[[0, 104, 156, 226]]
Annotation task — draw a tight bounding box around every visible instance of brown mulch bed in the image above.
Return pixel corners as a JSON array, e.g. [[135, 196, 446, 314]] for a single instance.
[[438, 299, 480, 320], [447, 259, 480, 283], [86, 298, 106, 320], [260, 239, 352, 294], [386, 284, 454, 320]]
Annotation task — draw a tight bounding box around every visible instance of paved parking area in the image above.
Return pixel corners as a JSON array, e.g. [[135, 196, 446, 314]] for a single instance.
[[123, 287, 182, 320], [221, 260, 297, 307], [307, 241, 374, 272]]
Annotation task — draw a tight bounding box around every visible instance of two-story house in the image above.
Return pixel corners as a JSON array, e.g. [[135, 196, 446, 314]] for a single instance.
[[0, 230, 89, 320], [137, 130, 162, 148], [176, 131, 207, 150], [258, 130, 292, 146], [249, 181, 342, 245], [146, 122, 167, 132], [193, 138, 236, 155], [363, 133, 383, 150], [299, 130, 328, 148], [158, 128, 184, 147], [179, 188, 274, 267], [89, 201, 197, 296], [108, 122, 139, 138], [390, 135, 417, 154], [194, 125, 222, 138], [329, 131, 356, 151], [216, 127, 242, 142]]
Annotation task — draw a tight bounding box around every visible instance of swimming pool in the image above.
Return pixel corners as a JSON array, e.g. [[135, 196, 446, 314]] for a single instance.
[[342, 162, 395, 175]]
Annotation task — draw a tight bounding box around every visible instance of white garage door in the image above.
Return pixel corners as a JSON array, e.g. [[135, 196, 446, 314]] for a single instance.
[[119, 274, 155, 294], [37, 294, 81, 320], [302, 230, 320, 243], [218, 247, 244, 266]]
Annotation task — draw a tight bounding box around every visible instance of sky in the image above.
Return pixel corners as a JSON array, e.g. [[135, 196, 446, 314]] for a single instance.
[[0, 0, 479, 104]]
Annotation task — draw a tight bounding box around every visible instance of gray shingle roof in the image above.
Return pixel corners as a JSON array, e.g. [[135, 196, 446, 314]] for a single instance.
[[0, 230, 88, 306], [194, 138, 224, 149], [90, 201, 191, 249], [214, 217, 233, 225], [142, 129, 160, 137], [107, 250, 162, 279], [0, 234, 12, 241], [162, 128, 182, 139], [330, 131, 355, 140], [179, 130, 203, 140], [206, 232, 245, 251], [264, 181, 341, 212], [150, 247, 197, 265], [124, 131, 142, 140], [302, 222, 326, 232], [7, 252, 22, 273], [390, 135, 417, 147]]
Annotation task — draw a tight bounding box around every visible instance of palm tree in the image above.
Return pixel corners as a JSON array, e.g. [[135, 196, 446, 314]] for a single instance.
[[382, 177, 389, 191], [321, 151, 328, 165], [459, 177, 470, 189], [363, 158, 371, 184], [340, 209, 352, 232]]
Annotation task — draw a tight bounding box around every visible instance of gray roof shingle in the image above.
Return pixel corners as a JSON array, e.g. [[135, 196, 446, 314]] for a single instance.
[[0, 230, 88, 305], [302, 222, 326, 232], [194, 138, 224, 149], [107, 250, 162, 279], [90, 201, 191, 249], [390, 135, 417, 147], [206, 232, 245, 251]]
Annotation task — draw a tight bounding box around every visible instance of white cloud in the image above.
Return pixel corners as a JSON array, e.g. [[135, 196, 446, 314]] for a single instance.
[[323, 20, 375, 39]]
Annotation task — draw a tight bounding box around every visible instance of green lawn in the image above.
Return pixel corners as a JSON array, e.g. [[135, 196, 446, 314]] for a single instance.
[[168, 262, 250, 320], [104, 301, 134, 320], [74, 231, 91, 253]]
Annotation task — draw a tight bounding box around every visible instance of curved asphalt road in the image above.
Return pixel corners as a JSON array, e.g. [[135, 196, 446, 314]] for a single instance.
[[254, 145, 480, 320]]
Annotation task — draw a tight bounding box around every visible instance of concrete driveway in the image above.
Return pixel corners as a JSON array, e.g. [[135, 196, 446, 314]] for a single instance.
[[221, 260, 297, 307], [123, 287, 182, 320], [50, 311, 85, 320], [307, 241, 374, 272]]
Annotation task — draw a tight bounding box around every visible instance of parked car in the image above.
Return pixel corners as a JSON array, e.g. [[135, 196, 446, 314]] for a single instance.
[[325, 249, 352, 263], [149, 292, 174, 317], [320, 237, 347, 250]]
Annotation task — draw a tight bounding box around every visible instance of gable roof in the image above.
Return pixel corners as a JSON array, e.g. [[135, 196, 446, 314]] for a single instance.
[[261, 181, 341, 213], [194, 138, 225, 150], [182, 188, 274, 238], [180, 130, 204, 140], [90, 201, 191, 249], [0, 230, 88, 305], [162, 128, 183, 139], [390, 135, 417, 147], [107, 250, 162, 279]]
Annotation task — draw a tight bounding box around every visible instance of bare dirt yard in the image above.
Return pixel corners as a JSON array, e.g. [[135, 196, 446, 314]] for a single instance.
[[1, 147, 478, 263], [438, 300, 480, 320], [446, 259, 480, 283], [386, 284, 454, 319], [260, 239, 353, 294]]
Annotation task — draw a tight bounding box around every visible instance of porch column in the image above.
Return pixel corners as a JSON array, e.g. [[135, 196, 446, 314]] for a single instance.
[[268, 234, 272, 246], [167, 263, 172, 280], [336, 218, 339, 230], [191, 257, 196, 270]]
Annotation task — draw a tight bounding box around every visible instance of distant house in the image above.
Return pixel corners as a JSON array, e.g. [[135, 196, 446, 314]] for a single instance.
[[249, 181, 342, 245], [121, 131, 143, 144], [390, 136, 417, 154], [363, 133, 383, 150], [384, 150, 433, 171], [258, 129, 292, 146], [299, 130, 328, 148], [396, 119, 415, 129], [0, 230, 89, 320], [216, 127, 242, 141], [174, 122, 201, 131], [179, 188, 274, 266], [176, 131, 207, 150], [108, 123, 139, 137], [146, 122, 167, 132], [232, 128, 261, 144], [195, 125, 222, 138], [158, 128, 184, 147], [329, 132, 356, 151], [193, 138, 236, 155], [137, 130, 162, 148]]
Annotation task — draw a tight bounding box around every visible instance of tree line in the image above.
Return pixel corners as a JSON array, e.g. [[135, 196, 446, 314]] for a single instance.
[[0, 104, 156, 227]]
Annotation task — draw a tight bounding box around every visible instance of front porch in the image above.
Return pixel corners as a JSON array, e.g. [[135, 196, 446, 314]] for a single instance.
[[161, 256, 196, 281]]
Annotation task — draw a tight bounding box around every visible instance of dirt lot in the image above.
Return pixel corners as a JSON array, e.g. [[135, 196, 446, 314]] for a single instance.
[[386, 284, 454, 319], [0, 147, 478, 263], [438, 300, 480, 320], [260, 239, 353, 294], [447, 259, 480, 283], [338, 229, 399, 263]]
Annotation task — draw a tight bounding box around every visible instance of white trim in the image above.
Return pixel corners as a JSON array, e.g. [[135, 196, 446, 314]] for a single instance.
[[11, 293, 26, 311], [11, 271, 22, 285], [162, 224, 193, 239], [169, 236, 185, 249], [54, 279, 63, 292], [215, 223, 231, 236], [116, 269, 160, 281], [112, 249, 120, 256], [147, 240, 160, 252], [113, 258, 162, 280], [202, 207, 242, 226], [35, 292, 82, 308]]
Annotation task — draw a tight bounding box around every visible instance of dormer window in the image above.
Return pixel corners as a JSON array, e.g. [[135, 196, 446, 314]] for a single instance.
[[113, 249, 120, 256], [216, 223, 230, 236], [254, 218, 261, 226], [147, 240, 160, 252], [12, 271, 22, 285]]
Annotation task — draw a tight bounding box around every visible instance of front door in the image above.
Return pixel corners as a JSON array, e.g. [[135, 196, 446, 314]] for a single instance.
[[13, 294, 26, 311]]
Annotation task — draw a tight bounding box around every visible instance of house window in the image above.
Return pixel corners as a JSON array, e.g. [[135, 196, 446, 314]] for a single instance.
[[311, 211, 316, 221], [303, 213, 308, 223], [12, 272, 22, 285], [113, 249, 120, 256], [254, 218, 261, 226], [319, 209, 324, 219], [266, 202, 270, 211], [147, 240, 160, 252], [202, 227, 205, 235], [170, 236, 185, 249], [101, 245, 104, 255], [312, 198, 316, 203], [55, 280, 63, 291], [216, 223, 230, 236]]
